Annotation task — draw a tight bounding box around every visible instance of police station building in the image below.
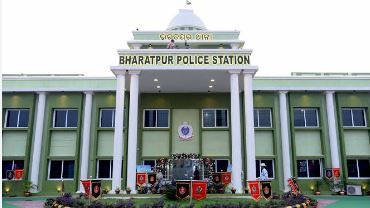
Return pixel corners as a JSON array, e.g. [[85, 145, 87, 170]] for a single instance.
[[2, 9, 370, 195]]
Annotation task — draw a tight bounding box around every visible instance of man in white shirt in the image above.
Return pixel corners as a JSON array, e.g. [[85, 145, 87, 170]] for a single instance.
[[260, 163, 269, 181]]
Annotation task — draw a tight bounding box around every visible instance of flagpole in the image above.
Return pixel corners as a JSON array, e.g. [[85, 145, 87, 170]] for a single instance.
[[189, 177, 193, 205], [89, 176, 92, 206]]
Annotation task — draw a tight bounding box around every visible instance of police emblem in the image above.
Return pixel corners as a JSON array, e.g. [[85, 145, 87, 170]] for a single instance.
[[196, 186, 202, 193], [179, 186, 186, 195], [178, 122, 194, 140]]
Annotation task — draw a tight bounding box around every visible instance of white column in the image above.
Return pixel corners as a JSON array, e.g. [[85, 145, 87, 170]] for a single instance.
[[126, 71, 140, 194], [30, 92, 46, 192], [243, 73, 256, 181], [279, 91, 292, 191], [78, 91, 93, 193], [229, 70, 243, 193], [111, 73, 125, 193], [325, 91, 340, 168]]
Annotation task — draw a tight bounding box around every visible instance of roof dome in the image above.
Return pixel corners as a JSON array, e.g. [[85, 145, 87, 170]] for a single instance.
[[167, 9, 206, 31]]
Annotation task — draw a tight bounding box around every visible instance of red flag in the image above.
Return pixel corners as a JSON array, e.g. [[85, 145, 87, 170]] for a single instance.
[[81, 180, 91, 195], [248, 180, 261, 202], [136, 173, 147, 186], [192, 181, 207, 201], [288, 178, 300, 194], [221, 172, 232, 185], [14, 169, 24, 180], [333, 168, 340, 178]]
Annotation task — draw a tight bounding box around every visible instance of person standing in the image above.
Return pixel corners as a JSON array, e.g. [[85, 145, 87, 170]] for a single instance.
[[260, 163, 269, 180]]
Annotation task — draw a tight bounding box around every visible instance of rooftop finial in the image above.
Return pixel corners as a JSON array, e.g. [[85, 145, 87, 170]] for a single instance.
[[186, 0, 192, 5]]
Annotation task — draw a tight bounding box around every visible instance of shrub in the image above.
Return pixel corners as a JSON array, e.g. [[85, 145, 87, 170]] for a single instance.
[[88, 201, 105, 208], [164, 186, 177, 200], [44, 198, 55, 208], [114, 199, 135, 208]]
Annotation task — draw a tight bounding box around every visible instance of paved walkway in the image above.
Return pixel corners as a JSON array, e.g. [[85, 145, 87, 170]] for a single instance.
[[3, 195, 370, 208]]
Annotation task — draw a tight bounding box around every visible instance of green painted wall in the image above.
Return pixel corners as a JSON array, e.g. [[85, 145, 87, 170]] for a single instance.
[[343, 131, 370, 155], [2, 132, 28, 156], [2, 93, 35, 195], [336, 92, 370, 182], [255, 131, 274, 156], [202, 131, 230, 156], [288, 92, 331, 193], [49, 131, 77, 156], [295, 131, 322, 156], [97, 131, 114, 156], [88, 92, 129, 188], [172, 109, 199, 154], [142, 131, 170, 157], [39, 93, 83, 194]]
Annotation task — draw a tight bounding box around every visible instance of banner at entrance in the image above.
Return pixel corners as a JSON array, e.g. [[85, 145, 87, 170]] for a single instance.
[[261, 181, 272, 200], [212, 173, 221, 184], [248, 180, 261, 202], [221, 172, 232, 185], [325, 168, 333, 180], [333, 168, 340, 178], [81, 180, 91, 195], [136, 173, 147, 186], [14, 169, 24, 180], [148, 173, 157, 185], [288, 178, 300, 194], [176, 181, 190, 200], [91, 180, 102, 200], [6, 170, 14, 180], [192, 181, 207, 201]]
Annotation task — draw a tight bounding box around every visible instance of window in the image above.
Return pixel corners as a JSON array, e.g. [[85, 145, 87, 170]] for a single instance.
[[4, 109, 29, 128], [2, 160, 24, 179], [48, 160, 74, 179], [297, 159, 322, 178], [294, 108, 319, 127], [100, 109, 115, 128], [342, 108, 367, 127], [53, 109, 78, 128], [212, 159, 229, 172], [254, 108, 272, 128], [202, 109, 228, 128], [97, 160, 113, 178], [256, 160, 274, 179], [144, 109, 169, 128], [347, 159, 370, 178]]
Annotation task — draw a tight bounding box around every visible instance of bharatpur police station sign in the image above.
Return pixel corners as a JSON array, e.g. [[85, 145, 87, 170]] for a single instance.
[[119, 53, 250, 66]]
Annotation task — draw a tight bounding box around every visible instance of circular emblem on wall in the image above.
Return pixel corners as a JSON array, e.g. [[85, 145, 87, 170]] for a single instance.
[[178, 122, 194, 141]]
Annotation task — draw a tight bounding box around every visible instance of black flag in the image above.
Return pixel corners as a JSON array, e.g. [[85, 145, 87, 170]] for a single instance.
[[261, 181, 272, 200]]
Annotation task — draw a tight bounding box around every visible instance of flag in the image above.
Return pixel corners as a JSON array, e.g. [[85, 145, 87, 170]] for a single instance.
[[14, 169, 24, 180], [91, 180, 102, 200], [148, 173, 157, 185], [221, 172, 232, 185], [261, 181, 272, 200], [248, 180, 261, 202], [176, 181, 190, 200], [192, 181, 207, 200], [81, 180, 91, 195], [6, 170, 14, 180], [288, 177, 300, 194], [333, 168, 340, 178], [212, 173, 221, 184], [325, 168, 333, 180], [136, 173, 147, 186]]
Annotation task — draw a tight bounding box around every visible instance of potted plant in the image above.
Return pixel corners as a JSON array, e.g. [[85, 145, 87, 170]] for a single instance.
[[125, 186, 131, 194], [24, 181, 36, 197], [102, 187, 109, 194], [115, 187, 120, 194]]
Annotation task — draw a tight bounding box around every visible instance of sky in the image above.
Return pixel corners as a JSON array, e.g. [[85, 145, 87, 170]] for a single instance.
[[1, 0, 370, 77]]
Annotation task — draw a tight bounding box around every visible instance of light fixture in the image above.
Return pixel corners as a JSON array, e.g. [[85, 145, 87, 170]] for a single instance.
[[210, 79, 215, 82], [57, 186, 62, 192], [209, 85, 213, 88], [156, 85, 161, 89], [154, 78, 159, 82], [5, 187, 10, 193]]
